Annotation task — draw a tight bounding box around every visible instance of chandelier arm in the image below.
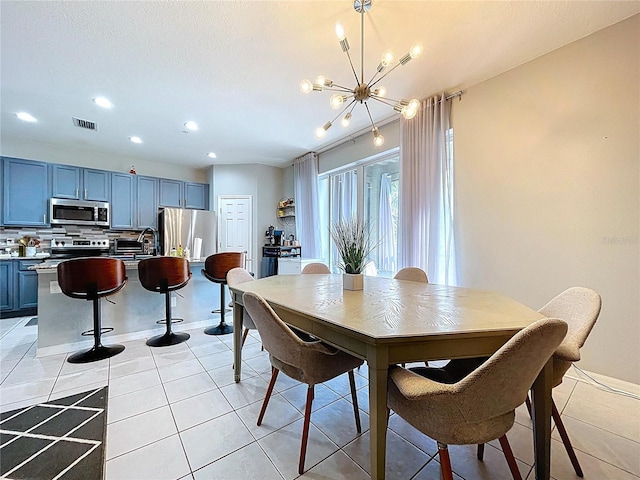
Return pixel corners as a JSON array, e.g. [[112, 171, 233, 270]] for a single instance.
[[344, 49, 360, 85], [330, 98, 358, 124], [369, 96, 399, 107], [360, 7, 365, 83], [369, 62, 403, 88], [364, 102, 377, 131], [323, 86, 354, 93], [367, 69, 382, 88]]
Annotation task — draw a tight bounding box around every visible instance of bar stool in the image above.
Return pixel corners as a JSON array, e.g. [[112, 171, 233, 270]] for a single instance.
[[202, 252, 244, 335], [138, 257, 192, 347], [57, 257, 127, 364]]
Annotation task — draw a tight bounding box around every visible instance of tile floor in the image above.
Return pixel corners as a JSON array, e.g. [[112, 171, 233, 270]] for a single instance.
[[1, 315, 639, 480]]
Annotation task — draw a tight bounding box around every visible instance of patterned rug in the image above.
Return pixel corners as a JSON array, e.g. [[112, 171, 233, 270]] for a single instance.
[[0, 387, 107, 480]]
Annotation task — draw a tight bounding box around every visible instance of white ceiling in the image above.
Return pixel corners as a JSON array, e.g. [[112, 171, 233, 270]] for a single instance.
[[1, 1, 638, 169]]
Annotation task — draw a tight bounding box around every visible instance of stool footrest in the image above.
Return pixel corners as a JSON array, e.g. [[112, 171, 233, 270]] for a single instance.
[[156, 318, 184, 325], [81, 327, 114, 337]]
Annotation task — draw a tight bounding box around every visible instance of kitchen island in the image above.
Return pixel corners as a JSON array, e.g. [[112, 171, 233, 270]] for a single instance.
[[34, 258, 221, 356]]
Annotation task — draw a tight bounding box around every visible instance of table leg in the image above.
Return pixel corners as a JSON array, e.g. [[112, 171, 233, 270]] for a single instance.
[[367, 346, 389, 480], [233, 300, 243, 383], [531, 357, 553, 480]]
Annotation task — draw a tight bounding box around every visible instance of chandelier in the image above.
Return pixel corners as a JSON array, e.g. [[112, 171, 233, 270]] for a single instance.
[[300, 0, 422, 147]]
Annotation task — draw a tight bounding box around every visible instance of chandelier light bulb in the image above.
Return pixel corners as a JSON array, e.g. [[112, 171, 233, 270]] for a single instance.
[[335, 23, 346, 40], [316, 121, 332, 138], [373, 128, 384, 147], [373, 86, 386, 97], [410, 43, 423, 59], [408, 98, 420, 111], [381, 50, 394, 67], [341, 112, 352, 127], [300, 79, 313, 94], [330, 94, 345, 109], [316, 75, 327, 86]]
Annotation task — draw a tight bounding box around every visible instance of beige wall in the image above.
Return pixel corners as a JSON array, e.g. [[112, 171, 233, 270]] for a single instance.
[[453, 15, 639, 383]]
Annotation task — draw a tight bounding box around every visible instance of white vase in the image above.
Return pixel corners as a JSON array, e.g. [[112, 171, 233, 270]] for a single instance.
[[343, 273, 364, 291]]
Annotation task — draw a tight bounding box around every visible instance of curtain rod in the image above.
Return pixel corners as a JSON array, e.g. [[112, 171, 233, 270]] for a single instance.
[[316, 90, 464, 155]]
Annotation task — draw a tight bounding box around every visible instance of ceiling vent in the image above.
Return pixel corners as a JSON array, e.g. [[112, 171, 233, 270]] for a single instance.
[[72, 117, 98, 131]]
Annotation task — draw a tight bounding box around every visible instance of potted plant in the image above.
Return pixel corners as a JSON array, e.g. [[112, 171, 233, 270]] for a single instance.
[[330, 217, 376, 290]]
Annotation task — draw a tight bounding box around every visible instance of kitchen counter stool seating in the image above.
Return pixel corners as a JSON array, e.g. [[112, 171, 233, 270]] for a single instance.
[[202, 252, 244, 335], [138, 257, 192, 347], [243, 291, 364, 475], [388, 318, 568, 480], [57, 257, 127, 363]]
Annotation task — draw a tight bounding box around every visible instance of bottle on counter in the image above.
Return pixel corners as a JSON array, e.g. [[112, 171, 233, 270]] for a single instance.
[[184, 247, 190, 259], [170, 246, 177, 257], [177, 244, 183, 257]]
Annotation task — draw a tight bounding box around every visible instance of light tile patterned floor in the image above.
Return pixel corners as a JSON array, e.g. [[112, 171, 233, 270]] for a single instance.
[[1, 315, 639, 479]]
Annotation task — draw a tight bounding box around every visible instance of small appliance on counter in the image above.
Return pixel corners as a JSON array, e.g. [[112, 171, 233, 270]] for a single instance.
[[265, 225, 275, 246], [114, 238, 144, 256]]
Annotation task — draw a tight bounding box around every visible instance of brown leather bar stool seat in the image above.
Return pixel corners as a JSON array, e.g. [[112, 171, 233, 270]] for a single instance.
[[57, 257, 127, 364], [138, 257, 192, 347], [202, 252, 244, 335]]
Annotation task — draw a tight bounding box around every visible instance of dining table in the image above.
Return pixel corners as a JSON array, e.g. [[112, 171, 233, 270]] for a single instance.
[[229, 274, 552, 480]]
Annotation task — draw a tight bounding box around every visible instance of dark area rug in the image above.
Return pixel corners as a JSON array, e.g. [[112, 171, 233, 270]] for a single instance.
[[0, 386, 107, 480], [24, 317, 38, 327]]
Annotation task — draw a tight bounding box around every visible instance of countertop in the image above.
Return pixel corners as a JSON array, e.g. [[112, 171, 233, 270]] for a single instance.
[[31, 256, 206, 271]]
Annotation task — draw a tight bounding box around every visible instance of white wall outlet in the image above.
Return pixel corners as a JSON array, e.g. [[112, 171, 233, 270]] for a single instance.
[[50, 281, 62, 294]]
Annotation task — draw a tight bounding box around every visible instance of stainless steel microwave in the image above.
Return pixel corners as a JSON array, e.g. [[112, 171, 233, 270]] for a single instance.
[[50, 198, 110, 227]]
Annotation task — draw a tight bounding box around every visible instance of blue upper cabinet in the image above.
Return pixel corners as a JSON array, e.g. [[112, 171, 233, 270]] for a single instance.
[[159, 178, 183, 208], [2, 157, 50, 226], [52, 164, 110, 201], [83, 169, 110, 201], [185, 182, 209, 210], [111, 172, 136, 229], [51, 164, 81, 199], [137, 176, 158, 229]]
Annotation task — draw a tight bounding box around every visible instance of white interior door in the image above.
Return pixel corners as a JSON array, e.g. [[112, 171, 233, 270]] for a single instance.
[[218, 195, 253, 271]]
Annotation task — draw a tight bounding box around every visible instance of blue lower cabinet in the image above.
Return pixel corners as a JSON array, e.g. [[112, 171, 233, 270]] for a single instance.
[[0, 260, 41, 318]]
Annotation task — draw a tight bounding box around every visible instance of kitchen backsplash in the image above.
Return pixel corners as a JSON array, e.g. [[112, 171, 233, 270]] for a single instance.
[[0, 226, 143, 255]]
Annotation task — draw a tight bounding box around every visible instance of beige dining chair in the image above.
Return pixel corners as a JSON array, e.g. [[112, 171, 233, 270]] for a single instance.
[[301, 262, 330, 274], [436, 287, 602, 477], [226, 267, 257, 347], [388, 317, 568, 480], [243, 291, 364, 475], [393, 267, 428, 283]]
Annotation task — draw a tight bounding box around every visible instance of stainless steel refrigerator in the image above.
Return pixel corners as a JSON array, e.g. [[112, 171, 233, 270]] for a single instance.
[[158, 208, 217, 260]]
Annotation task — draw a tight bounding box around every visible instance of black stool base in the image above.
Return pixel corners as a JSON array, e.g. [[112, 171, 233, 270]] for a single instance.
[[146, 331, 190, 347], [67, 344, 125, 364], [204, 322, 233, 335], [212, 308, 232, 314]]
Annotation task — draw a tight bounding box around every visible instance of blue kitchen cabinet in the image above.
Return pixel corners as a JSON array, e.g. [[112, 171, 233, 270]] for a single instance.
[[137, 176, 158, 229], [2, 157, 50, 226], [159, 178, 183, 208], [185, 182, 209, 210], [0, 262, 14, 312], [17, 260, 39, 310], [51, 164, 81, 199], [52, 164, 110, 201], [111, 172, 136, 229]]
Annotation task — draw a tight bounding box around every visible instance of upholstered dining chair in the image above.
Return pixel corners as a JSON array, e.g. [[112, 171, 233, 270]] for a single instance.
[[243, 291, 364, 475], [388, 318, 568, 480], [301, 262, 330, 274], [226, 267, 257, 347], [393, 267, 428, 283], [434, 287, 602, 477]]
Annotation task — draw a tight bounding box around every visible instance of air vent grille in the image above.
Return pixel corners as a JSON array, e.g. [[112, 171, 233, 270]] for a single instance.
[[72, 117, 98, 131]]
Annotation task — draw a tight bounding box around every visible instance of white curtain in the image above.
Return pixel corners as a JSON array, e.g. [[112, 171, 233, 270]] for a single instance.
[[399, 93, 457, 285], [294, 152, 321, 258], [378, 174, 396, 272]]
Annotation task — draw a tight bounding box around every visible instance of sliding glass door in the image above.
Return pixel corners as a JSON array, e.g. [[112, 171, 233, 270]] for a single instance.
[[319, 150, 399, 276]]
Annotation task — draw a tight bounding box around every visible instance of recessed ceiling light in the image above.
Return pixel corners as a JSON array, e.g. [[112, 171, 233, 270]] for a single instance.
[[129, 136, 143, 144], [92, 96, 113, 108], [207, 152, 217, 159], [184, 121, 198, 131], [16, 112, 37, 122]]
